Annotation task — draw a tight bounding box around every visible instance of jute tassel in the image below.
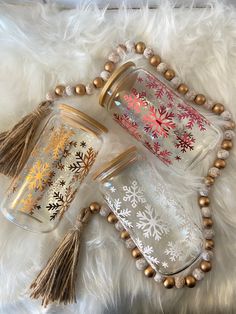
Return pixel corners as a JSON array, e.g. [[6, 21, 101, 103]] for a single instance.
[[0, 100, 53, 178], [30, 203, 100, 307]]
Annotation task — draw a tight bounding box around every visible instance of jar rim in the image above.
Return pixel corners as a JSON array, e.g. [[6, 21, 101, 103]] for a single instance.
[[93, 146, 137, 182], [99, 61, 135, 107], [58, 104, 108, 134]]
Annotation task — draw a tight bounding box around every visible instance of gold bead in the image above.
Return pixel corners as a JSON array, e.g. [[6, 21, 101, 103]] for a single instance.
[[204, 176, 215, 187], [131, 247, 142, 259], [185, 275, 196, 288], [75, 84, 86, 95], [225, 121, 235, 130], [203, 217, 213, 228], [107, 213, 118, 224], [214, 159, 226, 169], [149, 55, 161, 67], [205, 239, 214, 250], [177, 83, 189, 94], [163, 277, 175, 289], [104, 61, 115, 73], [221, 139, 233, 150], [55, 85, 65, 96], [135, 41, 146, 54], [199, 196, 210, 207], [144, 265, 155, 278], [89, 202, 101, 214], [194, 94, 206, 105], [120, 230, 130, 240], [200, 260, 212, 272], [212, 103, 224, 114], [93, 77, 104, 89], [164, 69, 175, 81]]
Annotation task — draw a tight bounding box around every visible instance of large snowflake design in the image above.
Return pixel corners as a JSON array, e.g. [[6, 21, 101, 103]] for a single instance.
[[144, 141, 172, 165], [177, 102, 210, 131], [105, 196, 133, 228], [26, 160, 52, 191], [164, 241, 184, 262], [136, 204, 169, 241], [175, 129, 195, 153], [123, 90, 147, 113], [113, 113, 141, 140], [123, 180, 146, 208], [143, 105, 176, 138], [145, 73, 174, 101], [135, 237, 160, 265]]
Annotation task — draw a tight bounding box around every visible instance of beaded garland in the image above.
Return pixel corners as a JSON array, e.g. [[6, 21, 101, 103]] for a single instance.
[[45, 41, 235, 289]]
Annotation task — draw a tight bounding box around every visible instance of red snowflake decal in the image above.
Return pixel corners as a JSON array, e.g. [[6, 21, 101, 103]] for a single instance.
[[145, 74, 174, 101], [144, 141, 172, 165], [113, 113, 141, 140], [143, 105, 176, 138], [137, 77, 143, 83], [175, 130, 195, 153], [177, 103, 210, 131], [123, 91, 147, 113]]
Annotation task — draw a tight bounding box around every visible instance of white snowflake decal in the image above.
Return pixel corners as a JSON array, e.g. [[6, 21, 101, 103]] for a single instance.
[[110, 186, 116, 193], [135, 238, 160, 265], [162, 261, 169, 269], [123, 180, 146, 208], [105, 196, 133, 228], [136, 204, 169, 241], [164, 241, 184, 262]]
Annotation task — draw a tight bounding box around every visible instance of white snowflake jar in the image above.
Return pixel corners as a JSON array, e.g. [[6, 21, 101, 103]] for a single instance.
[[93, 146, 204, 275], [99, 62, 220, 171], [1, 104, 107, 232]]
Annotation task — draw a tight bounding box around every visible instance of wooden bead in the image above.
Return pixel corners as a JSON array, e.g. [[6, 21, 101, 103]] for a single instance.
[[214, 159, 226, 169], [107, 213, 118, 224], [205, 239, 214, 250], [177, 83, 189, 94], [204, 176, 215, 186], [185, 275, 196, 288], [132, 247, 142, 259], [75, 84, 86, 95], [163, 277, 175, 289], [135, 41, 146, 54], [104, 61, 115, 73], [212, 103, 224, 114], [199, 196, 210, 207], [203, 217, 213, 228], [55, 85, 65, 96], [164, 69, 175, 81], [144, 265, 155, 277], [120, 230, 130, 240], [194, 94, 206, 105], [200, 260, 212, 272], [224, 121, 235, 130], [89, 202, 101, 214], [93, 77, 104, 88], [221, 140, 233, 150], [149, 55, 161, 67]]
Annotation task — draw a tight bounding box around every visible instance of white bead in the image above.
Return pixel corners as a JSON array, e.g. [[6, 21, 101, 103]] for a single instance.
[[125, 238, 136, 249], [46, 91, 55, 101], [221, 110, 232, 121], [208, 167, 220, 178], [99, 205, 110, 217], [204, 100, 214, 110], [192, 268, 204, 281], [85, 83, 94, 95], [115, 221, 123, 231], [136, 258, 148, 271], [175, 276, 185, 288], [224, 130, 235, 140], [201, 250, 213, 261], [217, 149, 229, 160], [125, 40, 135, 53], [100, 70, 110, 81], [204, 228, 214, 239], [116, 45, 126, 57], [65, 85, 74, 96], [143, 47, 154, 59], [201, 207, 211, 218], [156, 62, 168, 73], [171, 77, 182, 88], [154, 272, 164, 283], [199, 187, 210, 196], [108, 52, 120, 63], [185, 90, 197, 101]]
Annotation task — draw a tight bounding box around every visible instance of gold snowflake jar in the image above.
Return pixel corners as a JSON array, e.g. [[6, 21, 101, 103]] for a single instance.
[[99, 62, 220, 171], [1, 104, 107, 232], [93, 146, 204, 276]]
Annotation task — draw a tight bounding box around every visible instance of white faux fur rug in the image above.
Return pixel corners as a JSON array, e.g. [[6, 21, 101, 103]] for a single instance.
[[0, 1, 236, 313]]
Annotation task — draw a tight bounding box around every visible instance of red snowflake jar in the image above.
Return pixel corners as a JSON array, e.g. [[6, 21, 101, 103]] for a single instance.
[[1, 104, 107, 232], [93, 146, 204, 275], [99, 62, 220, 170]]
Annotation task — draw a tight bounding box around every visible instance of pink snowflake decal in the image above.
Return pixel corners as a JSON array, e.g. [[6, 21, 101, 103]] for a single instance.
[[113, 113, 141, 140], [143, 105, 176, 138], [144, 141, 172, 165], [175, 130, 195, 153], [123, 91, 147, 113], [145, 74, 174, 101], [177, 102, 210, 131]]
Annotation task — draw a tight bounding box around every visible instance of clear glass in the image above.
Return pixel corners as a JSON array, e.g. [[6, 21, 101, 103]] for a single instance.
[[99, 153, 203, 275], [105, 66, 220, 171], [1, 106, 104, 233]]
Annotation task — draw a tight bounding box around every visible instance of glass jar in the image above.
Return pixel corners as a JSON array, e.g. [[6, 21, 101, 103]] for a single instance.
[[93, 146, 203, 275], [1, 104, 107, 233], [99, 62, 220, 171]]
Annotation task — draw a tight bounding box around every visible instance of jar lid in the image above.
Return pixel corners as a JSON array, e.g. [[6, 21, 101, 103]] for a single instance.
[[93, 146, 137, 182], [99, 61, 135, 107], [59, 104, 108, 135]]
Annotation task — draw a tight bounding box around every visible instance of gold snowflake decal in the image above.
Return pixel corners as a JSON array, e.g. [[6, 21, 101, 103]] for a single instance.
[[44, 126, 75, 160], [26, 160, 51, 191], [19, 194, 38, 214]]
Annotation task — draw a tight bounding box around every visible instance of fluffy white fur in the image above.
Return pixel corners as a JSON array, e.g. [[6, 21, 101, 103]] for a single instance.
[[0, 1, 236, 313]]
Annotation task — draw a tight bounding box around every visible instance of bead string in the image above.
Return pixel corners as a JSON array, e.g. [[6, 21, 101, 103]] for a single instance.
[[46, 41, 235, 289]]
